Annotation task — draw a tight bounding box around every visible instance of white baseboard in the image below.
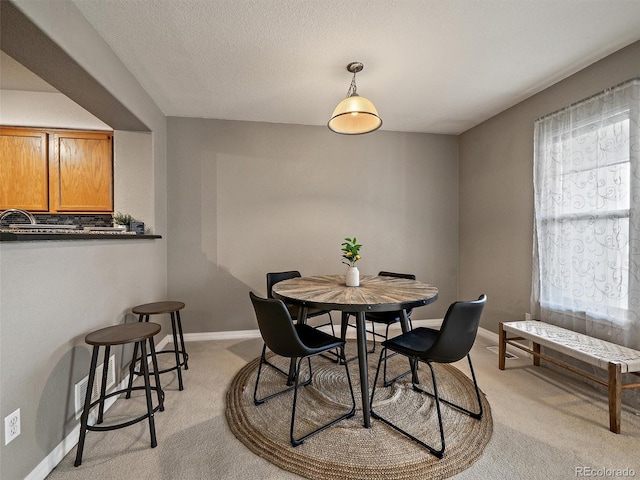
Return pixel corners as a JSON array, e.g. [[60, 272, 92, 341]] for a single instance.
[[27, 335, 170, 480], [180, 320, 500, 343], [183, 330, 261, 342]]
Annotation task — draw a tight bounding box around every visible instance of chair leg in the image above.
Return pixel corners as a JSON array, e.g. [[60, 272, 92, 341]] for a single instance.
[[382, 323, 412, 387], [412, 354, 483, 419], [327, 312, 335, 336], [254, 344, 312, 405], [319, 312, 342, 363], [290, 346, 356, 446], [369, 322, 377, 353], [370, 351, 446, 458]]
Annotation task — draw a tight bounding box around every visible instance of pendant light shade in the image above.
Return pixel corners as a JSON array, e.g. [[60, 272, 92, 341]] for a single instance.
[[328, 62, 382, 135]]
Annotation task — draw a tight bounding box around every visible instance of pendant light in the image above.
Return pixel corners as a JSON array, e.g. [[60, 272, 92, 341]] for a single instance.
[[328, 62, 382, 135]]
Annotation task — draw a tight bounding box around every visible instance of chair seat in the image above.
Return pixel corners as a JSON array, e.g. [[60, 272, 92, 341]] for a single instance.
[[295, 324, 344, 352], [383, 327, 438, 356], [365, 311, 404, 324]]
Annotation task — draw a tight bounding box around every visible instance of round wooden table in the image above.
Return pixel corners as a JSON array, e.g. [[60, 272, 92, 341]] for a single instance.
[[272, 274, 438, 427]]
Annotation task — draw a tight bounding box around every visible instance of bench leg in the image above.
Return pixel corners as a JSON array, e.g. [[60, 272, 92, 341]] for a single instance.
[[533, 342, 541, 366], [498, 322, 506, 370], [608, 362, 622, 434]]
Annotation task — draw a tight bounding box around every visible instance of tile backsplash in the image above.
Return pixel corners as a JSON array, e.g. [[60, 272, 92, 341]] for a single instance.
[[1, 213, 113, 228]]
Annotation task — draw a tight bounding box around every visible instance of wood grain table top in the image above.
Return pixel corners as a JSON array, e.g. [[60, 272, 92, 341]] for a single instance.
[[271, 274, 438, 313]]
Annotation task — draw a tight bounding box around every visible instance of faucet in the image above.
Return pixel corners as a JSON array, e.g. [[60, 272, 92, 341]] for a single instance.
[[0, 209, 37, 225]]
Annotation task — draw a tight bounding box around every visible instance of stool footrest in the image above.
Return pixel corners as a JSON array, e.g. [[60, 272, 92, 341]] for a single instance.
[[87, 386, 165, 432], [132, 350, 189, 375]]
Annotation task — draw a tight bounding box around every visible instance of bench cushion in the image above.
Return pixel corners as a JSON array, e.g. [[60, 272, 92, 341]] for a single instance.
[[502, 321, 640, 374]]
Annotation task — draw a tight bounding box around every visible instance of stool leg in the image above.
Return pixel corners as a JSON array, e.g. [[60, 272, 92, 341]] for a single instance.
[[170, 312, 184, 391], [149, 337, 164, 412], [176, 310, 188, 370], [126, 315, 147, 398], [75, 346, 100, 467], [139, 340, 158, 448], [126, 341, 139, 398], [97, 345, 111, 424]]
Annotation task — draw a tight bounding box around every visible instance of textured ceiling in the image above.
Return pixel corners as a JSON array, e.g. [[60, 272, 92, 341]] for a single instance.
[[28, 1, 640, 134]]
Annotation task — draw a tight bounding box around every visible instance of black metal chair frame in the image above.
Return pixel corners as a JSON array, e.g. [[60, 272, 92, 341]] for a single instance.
[[369, 294, 487, 459], [250, 292, 356, 447], [267, 270, 339, 362], [344, 271, 416, 386]]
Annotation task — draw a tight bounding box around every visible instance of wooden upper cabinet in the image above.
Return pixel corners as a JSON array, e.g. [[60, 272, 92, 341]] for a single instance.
[[0, 127, 49, 211], [0, 127, 113, 214], [50, 131, 113, 212]]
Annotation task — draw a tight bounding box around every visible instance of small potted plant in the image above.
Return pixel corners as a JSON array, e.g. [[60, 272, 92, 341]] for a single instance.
[[341, 237, 362, 286], [112, 212, 134, 231]]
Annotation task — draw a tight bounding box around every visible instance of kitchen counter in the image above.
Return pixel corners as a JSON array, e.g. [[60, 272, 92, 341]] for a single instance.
[[0, 231, 161, 242]]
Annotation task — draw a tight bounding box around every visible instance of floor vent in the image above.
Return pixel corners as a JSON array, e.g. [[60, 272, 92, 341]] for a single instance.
[[486, 346, 518, 359], [74, 354, 116, 419]]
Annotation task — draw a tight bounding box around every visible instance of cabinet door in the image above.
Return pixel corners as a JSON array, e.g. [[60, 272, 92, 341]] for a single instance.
[[0, 127, 49, 211], [50, 131, 113, 212]]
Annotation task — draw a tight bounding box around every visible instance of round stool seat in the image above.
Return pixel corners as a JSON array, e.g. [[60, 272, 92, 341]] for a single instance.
[[132, 301, 185, 316], [86, 322, 161, 346]]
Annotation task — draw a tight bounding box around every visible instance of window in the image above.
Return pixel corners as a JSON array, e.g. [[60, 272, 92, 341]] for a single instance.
[[533, 78, 640, 333]]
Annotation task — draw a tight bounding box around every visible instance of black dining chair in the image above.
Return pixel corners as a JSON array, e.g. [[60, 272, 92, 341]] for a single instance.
[[267, 271, 335, 332], [369, 294, 487, 459], [343, 271, 416, 385], [250, 292, 356, 446], [268, 270, 338, 362]]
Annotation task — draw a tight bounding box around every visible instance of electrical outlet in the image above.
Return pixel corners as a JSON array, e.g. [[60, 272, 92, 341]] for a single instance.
[[524, 312, 531, 321], [4, 408, 20, 445]]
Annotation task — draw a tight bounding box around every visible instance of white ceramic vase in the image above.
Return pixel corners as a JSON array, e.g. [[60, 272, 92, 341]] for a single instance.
[[346, 266, 360, 287]]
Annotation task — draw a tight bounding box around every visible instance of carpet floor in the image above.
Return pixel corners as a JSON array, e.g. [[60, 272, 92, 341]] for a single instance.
[[46, 330, 640, 479]]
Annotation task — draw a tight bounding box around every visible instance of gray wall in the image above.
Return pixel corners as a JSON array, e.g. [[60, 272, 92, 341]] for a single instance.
[[459, 40, 640, 333], [3, 0, 640, 477], [167, 118, 459, 332], [0, 1, 168, 479]]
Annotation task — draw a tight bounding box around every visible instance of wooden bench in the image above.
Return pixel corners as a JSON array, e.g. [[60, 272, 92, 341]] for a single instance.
[[498, 320, 640, 433]]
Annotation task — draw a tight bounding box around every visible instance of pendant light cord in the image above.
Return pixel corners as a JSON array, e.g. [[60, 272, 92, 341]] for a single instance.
[[346, 72, 358, 98]]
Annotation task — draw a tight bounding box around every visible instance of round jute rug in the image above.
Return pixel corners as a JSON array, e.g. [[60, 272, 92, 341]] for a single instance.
[[225, 342, 492, 480]]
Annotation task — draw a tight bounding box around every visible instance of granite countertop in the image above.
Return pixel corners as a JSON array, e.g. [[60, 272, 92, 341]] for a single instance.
[[0, 230, 161, 242]]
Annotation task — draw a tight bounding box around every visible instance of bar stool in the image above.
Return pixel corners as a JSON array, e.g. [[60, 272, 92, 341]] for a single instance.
[[75, 322, 164, 467], [127, 301, 188, 392]]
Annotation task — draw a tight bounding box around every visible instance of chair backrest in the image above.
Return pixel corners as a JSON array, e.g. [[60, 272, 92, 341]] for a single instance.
[[249, 291, 308, 358], [266, 270, 302, 299], [378, 271, 416, 281], [378, 271, 416, 316], [421, 294, 487, 364]]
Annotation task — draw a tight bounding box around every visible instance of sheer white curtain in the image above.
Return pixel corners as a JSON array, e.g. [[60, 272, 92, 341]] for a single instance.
[[532, 78, 640, 350]]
